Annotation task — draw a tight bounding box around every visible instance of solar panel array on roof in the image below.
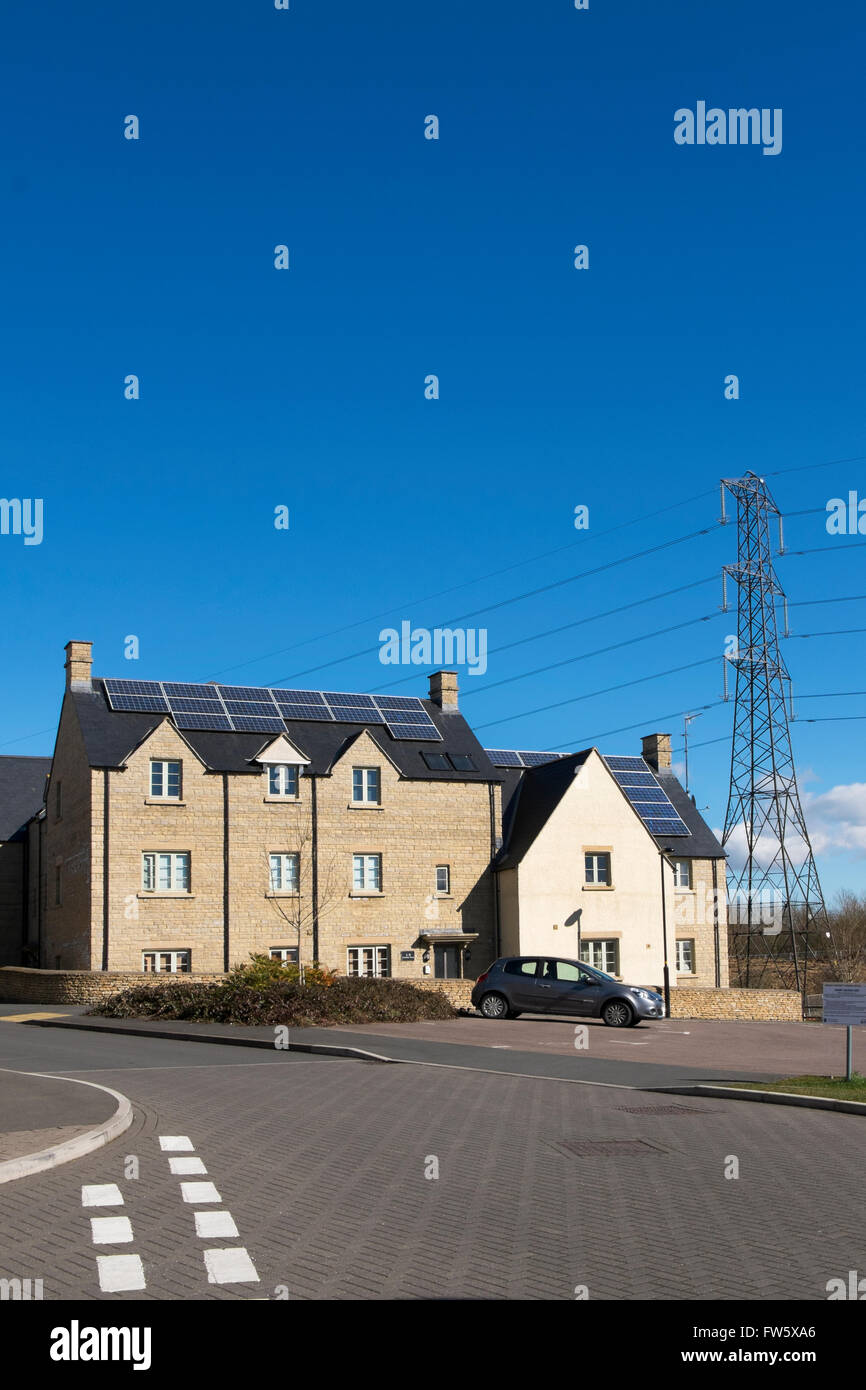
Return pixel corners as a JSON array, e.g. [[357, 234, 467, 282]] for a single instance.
[[102, 678, 443, 741], [602, 755, 690, 837], [485, 749, 564, 768]]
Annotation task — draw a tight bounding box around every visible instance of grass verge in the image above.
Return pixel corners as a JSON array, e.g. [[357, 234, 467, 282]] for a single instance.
[[727, 1073, 866, 1102]]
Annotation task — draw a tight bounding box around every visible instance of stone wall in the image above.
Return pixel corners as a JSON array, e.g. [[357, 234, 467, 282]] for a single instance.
[[669, 987, 801, 1021], [0, 966, 225, 1004], [413, 978, 476, 1008], [0, 966, 476, 1009]]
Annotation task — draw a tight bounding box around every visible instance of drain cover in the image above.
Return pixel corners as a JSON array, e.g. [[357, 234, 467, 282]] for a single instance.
[[548, 1138, 669, 1158], [616, 1104, 721, 1116]]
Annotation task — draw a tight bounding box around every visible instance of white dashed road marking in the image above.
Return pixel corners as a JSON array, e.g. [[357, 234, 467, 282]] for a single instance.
[[168, 1156, 208, 1175], [160, 1134, 259, 1285], [90, 1216, 134, 1245], [203, 1248, 260, 1285], [195, 1210, 239, 1239], [97, 1254, 146, 1293], [159, 1135, 195, 1151], [180, 1181, 222, 1204], [82, 1183, 124, 1207]]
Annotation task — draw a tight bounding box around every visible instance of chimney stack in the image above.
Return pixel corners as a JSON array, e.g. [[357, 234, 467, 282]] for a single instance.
[[429, 670, 459, 711], [65, 640, 93, 692], [641, 731, 671, 771]]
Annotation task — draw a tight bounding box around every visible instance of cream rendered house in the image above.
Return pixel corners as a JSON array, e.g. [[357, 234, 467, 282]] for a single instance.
[[493, 736, 728, 991]]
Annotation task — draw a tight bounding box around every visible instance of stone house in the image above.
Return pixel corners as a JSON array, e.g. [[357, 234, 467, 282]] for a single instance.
[[4, 641, 729, 992]]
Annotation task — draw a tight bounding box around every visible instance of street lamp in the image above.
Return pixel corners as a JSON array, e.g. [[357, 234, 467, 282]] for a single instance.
[[659, 845, 674, 1019]]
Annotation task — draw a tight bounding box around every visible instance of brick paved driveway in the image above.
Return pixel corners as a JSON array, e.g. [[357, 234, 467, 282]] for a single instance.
[[0, 1025, 863, 1301]]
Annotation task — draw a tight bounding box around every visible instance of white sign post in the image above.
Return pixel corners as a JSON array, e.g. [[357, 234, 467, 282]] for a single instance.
[[822, 985, 866, 1081]]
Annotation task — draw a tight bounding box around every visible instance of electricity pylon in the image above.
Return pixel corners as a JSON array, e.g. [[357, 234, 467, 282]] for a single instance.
[[720, 472, 834, 1006]]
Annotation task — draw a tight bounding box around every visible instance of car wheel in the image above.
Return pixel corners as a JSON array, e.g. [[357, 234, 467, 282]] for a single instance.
[[602, 999, 633, 1028], [479, 992, 510, 1019]]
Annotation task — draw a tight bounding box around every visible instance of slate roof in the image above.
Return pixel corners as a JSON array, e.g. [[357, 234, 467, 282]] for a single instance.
[[496, 751, 725, 869], [70, 681, 502, 784], [0, 755, 52, 841]]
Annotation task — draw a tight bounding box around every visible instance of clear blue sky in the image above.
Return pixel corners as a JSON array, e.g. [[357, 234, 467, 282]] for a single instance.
[[1, 0, 864, 898]]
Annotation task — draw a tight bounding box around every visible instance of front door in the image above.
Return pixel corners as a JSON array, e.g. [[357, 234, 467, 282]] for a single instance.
[[434, 945, 461, 979]]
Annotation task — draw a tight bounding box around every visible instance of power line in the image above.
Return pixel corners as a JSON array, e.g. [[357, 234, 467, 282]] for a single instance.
[[459, 612, 720, 699], [358, 524, 724, 691], [205, 486, 721, 681], [473, 655, 720, 732]]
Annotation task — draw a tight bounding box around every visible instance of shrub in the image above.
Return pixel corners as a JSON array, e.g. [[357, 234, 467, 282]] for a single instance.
[[227, 953, 338, 989], [88, 974, 457, 1027]]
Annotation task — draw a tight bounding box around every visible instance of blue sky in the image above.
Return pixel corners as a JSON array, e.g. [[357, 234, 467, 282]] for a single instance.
[[1, 0, 865, 898]]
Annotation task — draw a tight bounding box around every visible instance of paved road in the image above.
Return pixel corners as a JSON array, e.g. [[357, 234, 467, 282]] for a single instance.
[[0, 1022, 863, 1301]]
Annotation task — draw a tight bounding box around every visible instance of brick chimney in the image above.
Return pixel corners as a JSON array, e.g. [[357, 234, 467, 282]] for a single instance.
[[429, 670, 459, 711], [641, 731, 671, 771], [65, 640, 93, 691]]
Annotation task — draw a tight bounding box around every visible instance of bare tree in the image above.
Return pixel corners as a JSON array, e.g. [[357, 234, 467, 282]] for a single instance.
[[263, 804, 341, 966], [827, 890, 866, 983]]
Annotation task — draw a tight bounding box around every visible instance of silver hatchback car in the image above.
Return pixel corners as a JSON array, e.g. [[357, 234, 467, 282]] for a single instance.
[[471, 956, 665, 1027]]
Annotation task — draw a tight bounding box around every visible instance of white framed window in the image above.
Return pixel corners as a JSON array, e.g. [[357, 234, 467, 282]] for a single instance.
[[142, 852, 190, 892], [269, 853, 299, 893], [676, 939, 695, 974], [268, 765, 299, 798], [435, 864, 450, 894], [142, 950, 190, 974], [269, 946, 299, 964], [672, 858, 692, 889], [347, 946, 390, 978], [352, 854, 382, 891], [584, 852, 611, 886], [150, 760, 181, 799], [580, 939, 620, 975], [352, 767, 380, 804]]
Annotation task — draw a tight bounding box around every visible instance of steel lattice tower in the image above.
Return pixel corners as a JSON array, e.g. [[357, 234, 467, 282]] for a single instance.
[[720, 472, 833, 1001]]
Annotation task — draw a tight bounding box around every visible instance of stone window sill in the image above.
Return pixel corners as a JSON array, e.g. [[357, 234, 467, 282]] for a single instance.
[[349, 891, 384, 898], [582, 884, 614, 891], [145, 798, 186, 807], [347, 803, 384, 811], [137, 893, 196, 899], [264, 796, 302, 804], [265, 892, 302, 899]]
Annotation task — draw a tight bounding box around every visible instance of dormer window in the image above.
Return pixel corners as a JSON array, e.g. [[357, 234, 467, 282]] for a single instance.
[[268, 765, 299, 798]]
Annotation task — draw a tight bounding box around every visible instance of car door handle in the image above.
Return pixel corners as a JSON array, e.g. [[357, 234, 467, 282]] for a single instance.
[[539, 983, 552, 989]]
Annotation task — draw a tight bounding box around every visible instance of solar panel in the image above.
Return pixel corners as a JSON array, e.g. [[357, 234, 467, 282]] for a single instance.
[[223, 699, 280, 718], [163, 683, 219, 701], [277, 702, 334, 722], [602, 755, 690, 838], [216, 685, 278, 703], [323, 692, 377, 709], [168, 698, 225, 714], [230, 715, 287, 734], [519, 751, 563, 767], [625, 786, 669, 804], [385, 719, 441, 742], [103, 673, 444, 740], [104, 679, 166, 699], [173, 712, 232, 731], [108, 693, 171, 712], [644, 816, 690, 836], [611, 771, 658, 787], [485, 750, 523, 767]]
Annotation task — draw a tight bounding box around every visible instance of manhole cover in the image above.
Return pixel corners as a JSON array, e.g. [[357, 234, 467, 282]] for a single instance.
[[548, 1138, 669, 1158], [615, 1104, 721, 1116]]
